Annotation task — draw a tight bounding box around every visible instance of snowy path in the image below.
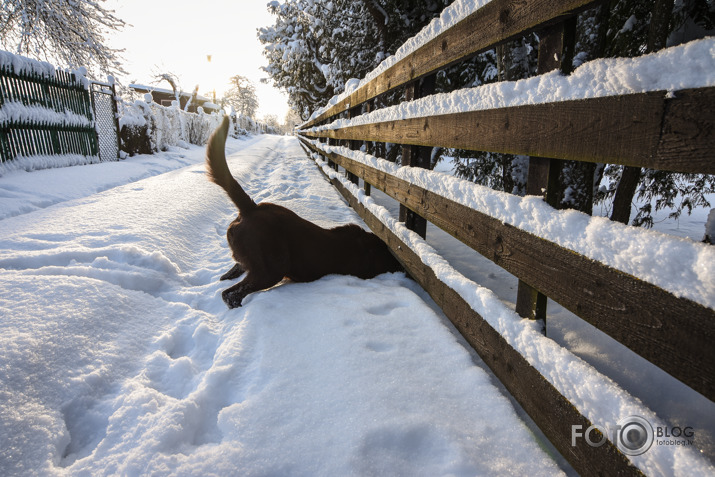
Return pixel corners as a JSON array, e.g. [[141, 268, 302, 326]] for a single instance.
[[0, 136, 564, 476]]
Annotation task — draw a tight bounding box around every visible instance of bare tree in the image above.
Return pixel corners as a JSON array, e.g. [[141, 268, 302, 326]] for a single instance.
[[0, 0, 128, 78], [224, 75, 259, 118], [152, 72, 182, 103]]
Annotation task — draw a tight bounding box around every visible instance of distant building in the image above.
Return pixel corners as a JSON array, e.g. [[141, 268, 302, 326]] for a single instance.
[[129, 84, 221, 114]]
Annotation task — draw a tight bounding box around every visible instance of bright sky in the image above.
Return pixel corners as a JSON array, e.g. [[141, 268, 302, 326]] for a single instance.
[[106, 0, 289, 121]]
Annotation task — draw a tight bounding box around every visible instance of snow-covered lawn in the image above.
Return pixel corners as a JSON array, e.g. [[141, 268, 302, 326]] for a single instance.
[[0, 136, 568, 476]]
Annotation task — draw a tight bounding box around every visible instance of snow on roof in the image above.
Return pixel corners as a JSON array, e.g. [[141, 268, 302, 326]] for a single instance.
[[129, 83, 212, 102]]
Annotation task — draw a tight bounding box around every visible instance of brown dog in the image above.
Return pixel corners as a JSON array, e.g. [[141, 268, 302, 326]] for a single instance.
[[206, 117, 402, 308]]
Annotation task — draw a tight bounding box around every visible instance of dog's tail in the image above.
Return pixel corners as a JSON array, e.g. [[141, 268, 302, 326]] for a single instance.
[[206, 116, 257, 214]]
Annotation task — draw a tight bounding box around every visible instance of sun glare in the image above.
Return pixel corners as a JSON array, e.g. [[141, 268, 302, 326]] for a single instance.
[[107, 0, 288, 120]]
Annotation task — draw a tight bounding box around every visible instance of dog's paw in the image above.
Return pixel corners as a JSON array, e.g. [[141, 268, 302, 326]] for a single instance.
[[222, 289, 243, 309]]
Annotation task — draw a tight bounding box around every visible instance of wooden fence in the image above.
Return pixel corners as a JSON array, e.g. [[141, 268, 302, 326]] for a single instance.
[[297, 0, 714, 475], [0, 63, 99, 163]]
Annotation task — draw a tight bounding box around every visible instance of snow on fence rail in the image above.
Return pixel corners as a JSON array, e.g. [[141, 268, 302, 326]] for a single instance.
[[297, 0, 715, 475], [0, 52, 100, 170]]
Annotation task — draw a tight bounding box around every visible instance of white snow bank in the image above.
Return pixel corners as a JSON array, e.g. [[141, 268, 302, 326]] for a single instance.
[[309, 147, 715, 476], [307, 38, 715, 131], [0, 135, 566, 476], [308, 139, 715, 309], [706, 208, 715, 242], [0, 154, 100, 177], [0, 135, 262, 220]]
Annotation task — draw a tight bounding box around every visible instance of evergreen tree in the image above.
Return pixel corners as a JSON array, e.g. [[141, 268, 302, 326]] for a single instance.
[[450, 0, 714, 223], [0, 0, 127, 78], [442, 36, 538, 196], [259, 0, 382, 119], [259, 0, 449, 119], [591, 0, 715, 225]]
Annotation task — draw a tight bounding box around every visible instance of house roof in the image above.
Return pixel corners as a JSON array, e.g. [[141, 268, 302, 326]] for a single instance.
[[129, 84, 219, 110]]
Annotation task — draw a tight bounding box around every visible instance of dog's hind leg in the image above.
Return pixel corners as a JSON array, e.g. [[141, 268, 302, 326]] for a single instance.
[[220, 262, 246, 281]]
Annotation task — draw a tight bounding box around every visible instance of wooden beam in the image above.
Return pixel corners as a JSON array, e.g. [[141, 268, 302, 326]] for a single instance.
[[302, 88, 715, 175], [301, 138, 715, 401], [301, 0, 600, 128]]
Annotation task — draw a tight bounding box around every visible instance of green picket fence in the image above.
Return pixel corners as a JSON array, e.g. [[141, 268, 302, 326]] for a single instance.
[[0, 64, 99, 163]]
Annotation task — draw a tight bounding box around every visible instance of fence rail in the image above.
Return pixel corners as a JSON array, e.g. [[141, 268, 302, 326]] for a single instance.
[[304, 88, 715, 175], [301, 0, 600, 129], [297, 0, 715, 474]]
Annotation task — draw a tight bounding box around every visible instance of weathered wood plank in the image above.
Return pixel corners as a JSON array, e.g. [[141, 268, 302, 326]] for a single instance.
[[656, 88, 715, 171], [302, 88, 715, 174], [301, 138, 715, 401], [302, 0, 600, 128], [309, 153, 643, 476]]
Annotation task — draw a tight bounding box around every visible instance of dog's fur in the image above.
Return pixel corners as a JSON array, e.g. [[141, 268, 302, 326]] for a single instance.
[[206, 117, 402, 308]]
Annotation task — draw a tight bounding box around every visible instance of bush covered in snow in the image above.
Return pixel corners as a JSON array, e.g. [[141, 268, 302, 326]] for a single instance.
[[116, 98, 254, 156], [115, 92, 278, 157]]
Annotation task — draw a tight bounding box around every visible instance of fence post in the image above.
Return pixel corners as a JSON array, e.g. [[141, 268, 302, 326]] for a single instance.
[[400, 74, 436, 239], [514, 18, 576, 328], [346, 104, 361, 185], [363, 100, 373, 196], [111, 83, 121, 159]]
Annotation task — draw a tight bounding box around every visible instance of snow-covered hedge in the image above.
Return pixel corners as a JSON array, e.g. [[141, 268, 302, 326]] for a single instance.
[[117, 98, 271, 157], [118, 99, 223, 156]]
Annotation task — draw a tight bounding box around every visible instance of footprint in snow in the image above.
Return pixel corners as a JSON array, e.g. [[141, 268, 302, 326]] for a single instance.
[[143, 322, 220, 400], [364, 301, 410, 316]]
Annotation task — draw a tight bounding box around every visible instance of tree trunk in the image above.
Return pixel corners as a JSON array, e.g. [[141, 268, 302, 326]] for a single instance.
[[610, 166, 641, 224], [362, 0, 388, 54], [648, 0, 675, 52], [608, 0, 674, 224]]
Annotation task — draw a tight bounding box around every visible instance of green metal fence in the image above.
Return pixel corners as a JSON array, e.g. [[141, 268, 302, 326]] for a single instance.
[[0, 64, 99, 163]]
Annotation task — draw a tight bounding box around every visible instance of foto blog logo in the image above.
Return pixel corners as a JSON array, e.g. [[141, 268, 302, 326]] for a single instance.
[[572, 416, 661, 456]]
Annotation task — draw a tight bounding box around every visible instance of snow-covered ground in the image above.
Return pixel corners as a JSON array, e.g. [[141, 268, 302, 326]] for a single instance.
[[1, 136, 572, 476]]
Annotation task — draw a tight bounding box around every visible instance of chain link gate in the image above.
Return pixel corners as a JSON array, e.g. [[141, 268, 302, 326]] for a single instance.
[[90, 82, 120, 162]]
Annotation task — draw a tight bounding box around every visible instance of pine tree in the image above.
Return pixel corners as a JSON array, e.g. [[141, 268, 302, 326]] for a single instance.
[[594, 0, 715, 226], [259, 0, 381, 119], [0, 0, 127, 78], [259, 0, 449, 120]]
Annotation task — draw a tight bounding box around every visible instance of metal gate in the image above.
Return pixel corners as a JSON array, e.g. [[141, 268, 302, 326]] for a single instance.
[[90, 82, 120, 162]]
